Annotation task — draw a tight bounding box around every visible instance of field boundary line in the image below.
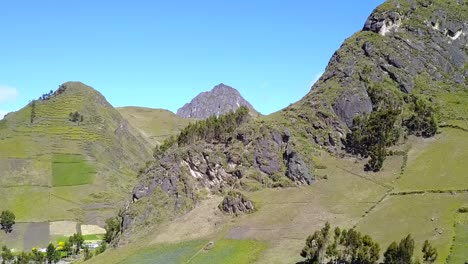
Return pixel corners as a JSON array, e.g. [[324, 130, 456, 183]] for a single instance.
[[390, 189, 468, 196], [336, 166, 392, 189], [185, 241, 211, 264]]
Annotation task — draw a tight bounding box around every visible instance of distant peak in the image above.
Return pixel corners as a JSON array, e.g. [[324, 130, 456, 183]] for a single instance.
[[176, 84, 257, 119]]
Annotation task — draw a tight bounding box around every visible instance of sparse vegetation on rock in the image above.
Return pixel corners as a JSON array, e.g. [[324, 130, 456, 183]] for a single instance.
[[104, 216, 121, 243], [219, 191, 255, 215]]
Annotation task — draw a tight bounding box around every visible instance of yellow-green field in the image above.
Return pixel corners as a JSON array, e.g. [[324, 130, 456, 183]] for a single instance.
[[117, 107, 191, 146]]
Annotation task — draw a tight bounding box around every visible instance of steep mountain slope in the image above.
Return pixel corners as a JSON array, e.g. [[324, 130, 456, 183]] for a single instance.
[[89, 0, 467, 263], [285, 0, 466, 151], [0, 82, 151, 247], [176, 83, 258, 119], [117, 107, 191, 146]]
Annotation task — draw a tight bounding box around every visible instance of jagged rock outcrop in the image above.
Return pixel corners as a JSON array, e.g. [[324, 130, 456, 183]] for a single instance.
[[288, 0, 466, 152], [219, 191, 255, 215], [176, 83, 258, 119], [120, 124, 314, 236]]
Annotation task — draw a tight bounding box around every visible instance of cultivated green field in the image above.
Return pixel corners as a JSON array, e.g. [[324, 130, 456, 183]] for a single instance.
[[447, 212, 468, 263], [52, 153, 96, 186], [89, 239, 266, 264], [395, 128, 468, 192]]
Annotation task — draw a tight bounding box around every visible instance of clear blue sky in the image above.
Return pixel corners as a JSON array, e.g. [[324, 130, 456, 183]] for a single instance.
[[0, 0, 384, 118]]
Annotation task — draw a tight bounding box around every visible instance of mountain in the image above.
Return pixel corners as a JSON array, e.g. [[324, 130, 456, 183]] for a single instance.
[[286, 0, 466, 153], [117, 107, 191, 147], [79, 1, 468, 263], [176, 83, 258, 119], [0, 82, 151, 250]]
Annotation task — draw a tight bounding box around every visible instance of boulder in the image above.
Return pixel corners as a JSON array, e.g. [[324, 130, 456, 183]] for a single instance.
[[219, 191, 255, 215]]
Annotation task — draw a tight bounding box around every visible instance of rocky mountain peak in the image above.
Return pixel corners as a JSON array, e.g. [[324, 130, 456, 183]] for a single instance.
[[176, 83, 257, 119]]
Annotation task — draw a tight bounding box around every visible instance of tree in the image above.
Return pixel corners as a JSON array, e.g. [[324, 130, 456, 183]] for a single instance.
[[46, 243, 60, 264], [403, 95, 437, 137], [63, 240, 73, 256], [345, 84, 402, 172], [83, 246, 92, 261], [32, 247, 46, 263], [15, 252, 32, 264], [399, 234, 415, 263], [69, 233, 84, 255], [95, 242, 107, 256], [30, 101, 36, 124], [69, 111, 83, 123], [301, 223, 380, 264], [0, 210, 16, 233], [422, 240, 437, 263], [384, 234, 415, 264], [104, 217, 121, 243], [301, 222, 331, 263], [1, 245, 14, 264]]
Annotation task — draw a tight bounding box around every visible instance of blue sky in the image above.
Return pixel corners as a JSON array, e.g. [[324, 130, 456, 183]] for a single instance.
[[0, 0, 384, 118]]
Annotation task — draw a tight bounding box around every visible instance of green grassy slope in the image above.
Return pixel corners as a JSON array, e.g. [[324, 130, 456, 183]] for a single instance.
[[78, 0, 468, 262], [88, 125, 467, 264], [0, 82, 151, 249], [117, 106, 191, 146]]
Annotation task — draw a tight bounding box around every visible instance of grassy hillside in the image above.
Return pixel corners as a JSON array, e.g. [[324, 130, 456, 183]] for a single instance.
[[86, 0, 467, 262], [117, 106, 191, 146], [87, 125, 467, 264], [0, 82, 151, 250]]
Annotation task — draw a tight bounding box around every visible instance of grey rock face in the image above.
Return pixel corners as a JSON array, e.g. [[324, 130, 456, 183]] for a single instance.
[[322, 0, 466, 129], [333, 85, 373, 127], [177, 84, 257, 119], [283, 145, 314, 185], [121, 126, 314, 235], [219, 192, 255, 215]]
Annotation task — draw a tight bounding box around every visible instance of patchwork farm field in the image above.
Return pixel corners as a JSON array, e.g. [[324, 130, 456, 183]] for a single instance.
[[89, 239, 266, 264]]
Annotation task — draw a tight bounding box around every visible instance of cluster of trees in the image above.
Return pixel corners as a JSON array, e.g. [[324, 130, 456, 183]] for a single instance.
[[177, 106, 250, 146], [0, 232, 108, 264], [402, 95, 437, 138], [0, 210, 15, 233], [301, 223, 438, 264], [38, 90, 54, 101], [345, 85, 402, 171], [384, 235, 438, 264], [345, 84, 437, 171], [301, 222, 380, 264], [154, 106, 250, 157], [69, 111, 84, 123]]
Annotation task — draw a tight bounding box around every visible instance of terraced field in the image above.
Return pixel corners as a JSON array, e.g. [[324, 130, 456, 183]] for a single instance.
[[0, 82, 151, 251]]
